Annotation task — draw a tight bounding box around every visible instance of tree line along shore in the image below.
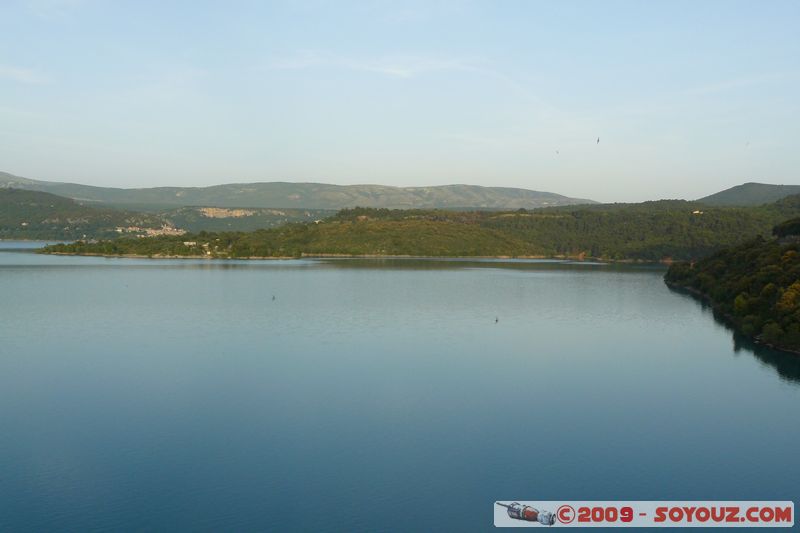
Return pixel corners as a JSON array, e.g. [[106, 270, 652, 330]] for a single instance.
[[665, 218, 800, 354], [40, 196, 800, 261], [39, 202, 800, 356]]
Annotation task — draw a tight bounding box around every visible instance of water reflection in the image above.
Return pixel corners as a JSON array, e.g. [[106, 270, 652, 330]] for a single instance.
[[0, 249, 663, 274], [317, 257, 663, 273], [733, 335, 800, 384], [666, 283, 800, 384], [2, 243, 799, 530]]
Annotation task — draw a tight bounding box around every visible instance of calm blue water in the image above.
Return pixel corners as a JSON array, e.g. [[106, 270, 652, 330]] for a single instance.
[[1, 242, 798, 531]]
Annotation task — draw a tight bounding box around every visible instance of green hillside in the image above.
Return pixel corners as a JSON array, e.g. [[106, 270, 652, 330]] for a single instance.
[[1, 188, 343, 238], [0, 171, 595, 210], [160, 206, 336, 232], [665, 219, 800, 353], [698, 182, 800, 206], [42, 195, 800, 261], [0, 188, 165, 239]]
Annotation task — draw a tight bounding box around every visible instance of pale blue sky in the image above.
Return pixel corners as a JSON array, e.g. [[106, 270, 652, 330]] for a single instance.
[[1, 0, 798, 202]]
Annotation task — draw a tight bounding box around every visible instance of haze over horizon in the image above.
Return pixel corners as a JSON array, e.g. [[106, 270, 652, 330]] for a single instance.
[[1, 0, 798, 203]]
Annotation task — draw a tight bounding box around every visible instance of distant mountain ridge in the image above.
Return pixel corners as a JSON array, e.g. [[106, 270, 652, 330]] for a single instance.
[[0, 188, 165, 239], [699, 182, 800, 206], [0, 171, 595, 210]]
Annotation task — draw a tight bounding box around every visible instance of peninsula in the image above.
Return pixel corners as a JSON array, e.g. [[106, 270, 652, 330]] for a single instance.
[[665, 218, 800, 354], [41, 196, 800, 262]]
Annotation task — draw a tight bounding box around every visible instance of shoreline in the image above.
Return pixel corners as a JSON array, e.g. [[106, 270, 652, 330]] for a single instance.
[[0, 238, 66, 242], [664, 280, 800, 357], [45, 251, 297, 260], [41, 250, 670, 264]]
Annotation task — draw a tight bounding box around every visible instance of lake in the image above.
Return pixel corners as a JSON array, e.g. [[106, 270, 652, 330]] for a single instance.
[[1, 241, 798, 531]]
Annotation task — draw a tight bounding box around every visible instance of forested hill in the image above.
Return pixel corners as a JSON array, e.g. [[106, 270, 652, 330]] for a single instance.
[[698, 182, 800, 206], [665, 219, 800, 353], [0, 188, 165, 240], [0, 187, 344, 238], [0, 171, 594, 210], [42, 195, 800, 261]]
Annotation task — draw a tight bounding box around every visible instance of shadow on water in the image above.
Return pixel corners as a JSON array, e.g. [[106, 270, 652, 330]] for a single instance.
[[666, 284, 800, 385], [316, 257, 666, 273], [732, 334, 800, 384], [0, 249, 668, 274]]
